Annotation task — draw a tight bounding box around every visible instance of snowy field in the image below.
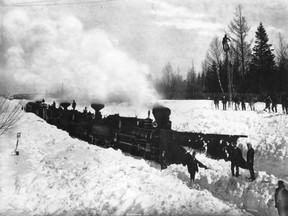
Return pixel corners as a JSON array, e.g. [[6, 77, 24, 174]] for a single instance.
[[0, 99, 287, 216]]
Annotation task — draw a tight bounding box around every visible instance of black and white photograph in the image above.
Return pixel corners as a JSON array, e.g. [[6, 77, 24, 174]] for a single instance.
[[0, 0, 288, 215]]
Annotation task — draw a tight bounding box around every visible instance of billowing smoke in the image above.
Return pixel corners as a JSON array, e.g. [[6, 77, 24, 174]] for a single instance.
[[0, 9, 158, 105]]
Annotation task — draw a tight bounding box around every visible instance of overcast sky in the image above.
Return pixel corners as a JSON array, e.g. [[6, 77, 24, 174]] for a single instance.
[[1, 0, 288, 98], [69, 0, 288, 75]]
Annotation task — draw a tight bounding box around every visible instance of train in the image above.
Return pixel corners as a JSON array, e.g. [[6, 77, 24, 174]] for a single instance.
[[25, 100, 247, 167]]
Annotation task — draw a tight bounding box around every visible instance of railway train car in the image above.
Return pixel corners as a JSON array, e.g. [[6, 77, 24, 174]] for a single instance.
[[25, 100, 247, 167]]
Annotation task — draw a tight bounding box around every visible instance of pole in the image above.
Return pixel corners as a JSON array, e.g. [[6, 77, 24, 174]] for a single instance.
[[13, 132, 21, 155], [223, 34, 232, 108], [225, 50, 232, 107]]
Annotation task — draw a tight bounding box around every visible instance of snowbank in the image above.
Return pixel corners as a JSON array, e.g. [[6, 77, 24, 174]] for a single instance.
[[0, 112, 249, 216], [1, 99, 287, 216], [168, 154, 280, 216], [160, 100, 288, 162]]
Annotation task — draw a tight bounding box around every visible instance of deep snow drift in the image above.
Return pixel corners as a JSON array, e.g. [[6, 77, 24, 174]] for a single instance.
[[0, 99, 287, 216]]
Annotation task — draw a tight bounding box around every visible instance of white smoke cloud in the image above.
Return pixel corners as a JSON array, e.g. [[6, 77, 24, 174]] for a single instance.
[[1, 9, 158, 105]]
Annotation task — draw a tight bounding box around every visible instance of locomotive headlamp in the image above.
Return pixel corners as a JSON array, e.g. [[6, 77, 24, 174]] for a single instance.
[[152, 121, 158, 128]]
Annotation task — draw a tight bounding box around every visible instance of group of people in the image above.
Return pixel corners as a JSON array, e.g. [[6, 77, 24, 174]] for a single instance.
[[184, 142, 288, 215], [184, 142, 255, 187], [213, 93, 288, 113], [213, 95, 257, 111], [263, 94, 288, 113], [229, 142, 255, 181]]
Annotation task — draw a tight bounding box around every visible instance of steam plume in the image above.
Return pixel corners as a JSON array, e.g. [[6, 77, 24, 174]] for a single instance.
[[0, 9, 158, 105]]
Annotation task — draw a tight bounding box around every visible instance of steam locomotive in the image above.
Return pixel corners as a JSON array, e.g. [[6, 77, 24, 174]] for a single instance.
[[25, 100, 247, 167]]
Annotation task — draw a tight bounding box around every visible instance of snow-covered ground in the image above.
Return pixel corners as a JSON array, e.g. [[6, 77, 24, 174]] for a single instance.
[[0, 99, 287, 216]]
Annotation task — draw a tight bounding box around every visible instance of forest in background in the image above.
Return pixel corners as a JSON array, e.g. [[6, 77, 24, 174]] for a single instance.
[[154, 5, 288, 101]]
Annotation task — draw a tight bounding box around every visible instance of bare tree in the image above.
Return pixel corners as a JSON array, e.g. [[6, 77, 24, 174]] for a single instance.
[[161, 62, 173, 89], [186, 62, 197, 93], [275, 33, 288, 92], [229, 5, 252, 78], [275, 33, 288, 62], [155, 62, 185, 98], [206, 36, 225, 93], [0, 96, 23, 136]]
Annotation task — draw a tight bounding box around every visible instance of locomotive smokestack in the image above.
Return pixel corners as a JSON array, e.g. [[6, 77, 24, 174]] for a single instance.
[[91, 104, 104, 112], [60, 102, 70, 110], [152, 106, 171, 129], [91, 103, 104, 120]]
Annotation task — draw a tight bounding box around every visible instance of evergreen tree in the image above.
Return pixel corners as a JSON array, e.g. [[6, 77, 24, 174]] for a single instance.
[[250, 22, 276, 93]]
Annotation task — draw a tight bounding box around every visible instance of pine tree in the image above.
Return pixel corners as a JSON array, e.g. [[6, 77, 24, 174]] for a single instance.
[[250, 22, 276, 93]]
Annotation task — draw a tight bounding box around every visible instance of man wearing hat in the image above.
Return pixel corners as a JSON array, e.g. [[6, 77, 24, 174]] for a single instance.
[[230, 142, 243, 177], [185, 150, 208, 186], [246, 142, 255, 181], [275, 180, 288, 216]]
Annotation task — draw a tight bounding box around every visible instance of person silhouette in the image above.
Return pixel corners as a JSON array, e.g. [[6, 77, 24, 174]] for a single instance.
[[72, 100, 76, 110], [222, 34, 231, 51], [275, 180, 288, 216]]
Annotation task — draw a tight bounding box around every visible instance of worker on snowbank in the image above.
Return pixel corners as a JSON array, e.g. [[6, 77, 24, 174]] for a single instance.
[[230, 142, 246, 177], [246, 143, 255, 181], [72, 100, 76, 110], [185, 151, 208, 186], [275, 180, 288, 216]]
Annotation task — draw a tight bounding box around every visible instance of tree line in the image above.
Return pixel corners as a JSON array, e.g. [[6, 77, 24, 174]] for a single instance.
[[154, 5, 288, 100]]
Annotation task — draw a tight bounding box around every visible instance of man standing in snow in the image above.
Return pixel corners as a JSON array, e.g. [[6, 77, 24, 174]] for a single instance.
[[264, 95, 272, 112], [241, 96, 246, 111], [271, 94, 278, 113], [72, 100, 76, 110], [275, 180, 288, 216], [185, 151, 208, 186], [214, 94, 219, 109], [160, 150, 167, 170], [230, 142, 243, 177], [222, 95, 227, 110], [246, 143, 255, 181]]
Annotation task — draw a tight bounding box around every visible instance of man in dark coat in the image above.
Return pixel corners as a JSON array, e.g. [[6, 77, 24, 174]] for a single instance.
[[185, 151, 208, 186], [271, 95, 278, 113], [281, 94, 288, 114], [275, 180, 288, 216], [72, 100, 76, 110], [214, 95, 219, 109], [246, 143, 255, 181], [222, 95, 228, 110], [230, 142, 244, 177], [234, 95, 240, 111], [265, 95, 272, 112], [160, 150, 167, 170], [222, 34, 231, 51], [241, 96, 246, 111], [281, 94, 287, 114]]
